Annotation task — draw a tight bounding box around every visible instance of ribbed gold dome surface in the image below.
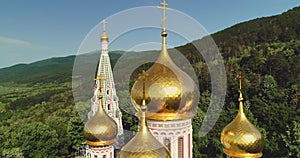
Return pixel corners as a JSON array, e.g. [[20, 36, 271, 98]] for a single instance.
[[221, 91, 264, 158], [84, 75, 117, 147], [118, 111, 171, 158], [131, 30, 199, 121], [119, 75, 171, 158]]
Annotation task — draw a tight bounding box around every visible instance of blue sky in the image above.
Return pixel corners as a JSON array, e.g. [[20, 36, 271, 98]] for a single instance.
[[0, 0, 299, 68]]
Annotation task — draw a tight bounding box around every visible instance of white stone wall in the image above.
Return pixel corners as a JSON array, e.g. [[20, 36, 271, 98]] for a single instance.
[[148, 119, 193, 158], [85, 145, 114, 158]]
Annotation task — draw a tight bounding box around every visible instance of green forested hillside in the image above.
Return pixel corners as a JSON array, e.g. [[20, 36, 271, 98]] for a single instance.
[[0, 56, 75, 84], [213, 6, 300, 49], [0, 51, 122, 84], [0, 6, 299, 158]]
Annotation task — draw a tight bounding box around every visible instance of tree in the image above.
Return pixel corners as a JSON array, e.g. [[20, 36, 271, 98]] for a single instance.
[[46, 114, 71, 156], [0, 126, 4, 153], [2, 148, 24, 158], [281, 121, 300, 157], [5, 122, 60, 157], [192, 108, 208, 158], [260, 75, 283, 101], [66, 115, 85, 153]]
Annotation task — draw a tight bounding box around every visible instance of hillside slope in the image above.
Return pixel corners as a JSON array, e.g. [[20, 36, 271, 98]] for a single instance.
[[0, 52, 122, 84]]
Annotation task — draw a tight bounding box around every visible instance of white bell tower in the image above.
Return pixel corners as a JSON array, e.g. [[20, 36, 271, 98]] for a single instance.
[[88, 19, 124, 149]]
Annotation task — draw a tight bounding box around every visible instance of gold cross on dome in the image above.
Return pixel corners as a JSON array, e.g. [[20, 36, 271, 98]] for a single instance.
[[102, 19, 107, 31], [137, 70, 149, 81], [157, 0, 171, 30], [95, 74, 106, 94], [136, 70, 149, 103], [238, 72, 243, 91]]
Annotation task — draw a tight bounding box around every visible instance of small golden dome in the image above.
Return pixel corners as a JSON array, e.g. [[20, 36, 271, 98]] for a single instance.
[[118, 113, 171, 158], [130, 30, 199, 121], [221, 90, 264, 157], [84, 75, 117, 147], [100, 31, 109, 42], [119, 75, 171, 158]]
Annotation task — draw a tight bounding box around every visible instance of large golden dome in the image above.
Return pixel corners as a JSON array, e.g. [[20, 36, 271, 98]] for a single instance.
[[221, 90, 264, 157], [84, 75, 117, 147], [119, 80, 171, 158], [131, 30, 199, 121]]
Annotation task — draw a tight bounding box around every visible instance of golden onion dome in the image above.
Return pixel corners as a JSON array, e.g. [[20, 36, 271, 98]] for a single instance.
[[119, 75, 171, 158], [84, 75, 117, 147], [130, 30, 199, 121], [118, 111, 171, 158], [221, 89, 264, 158], [100, 31, 109, 42]]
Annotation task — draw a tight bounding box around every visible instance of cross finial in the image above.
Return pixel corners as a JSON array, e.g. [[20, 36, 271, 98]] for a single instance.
[[95, 74, 106, 98], [137, 70, 149, 81], [102, 19, 107, 32], [137, 70, 149, 108], [237, 72, 244, 102], [238, 72, 243, 91], [157, 0, 171, 30]]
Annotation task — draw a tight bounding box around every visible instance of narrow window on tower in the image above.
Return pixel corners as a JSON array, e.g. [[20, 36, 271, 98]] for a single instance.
[[103, 155, 106, 158], [107, 99, 111, 111], [106, 86, 110, 95], [178, 137, 183, 158]]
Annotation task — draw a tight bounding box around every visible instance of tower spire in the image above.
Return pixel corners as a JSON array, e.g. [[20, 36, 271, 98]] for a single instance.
[[87, 20, 124, 151]]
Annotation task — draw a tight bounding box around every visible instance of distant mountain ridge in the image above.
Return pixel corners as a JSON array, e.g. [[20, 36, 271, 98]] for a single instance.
[[0, 55, 75, 84], [0, 6, 299, 84], [0, 51, 123, 84]]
